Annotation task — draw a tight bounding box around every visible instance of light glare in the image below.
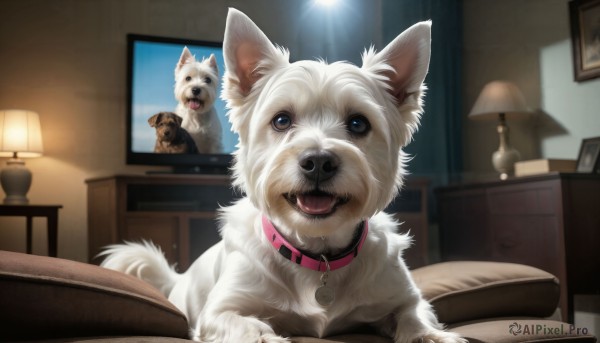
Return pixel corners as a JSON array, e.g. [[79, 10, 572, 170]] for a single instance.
[[315, 0, 337, 7]]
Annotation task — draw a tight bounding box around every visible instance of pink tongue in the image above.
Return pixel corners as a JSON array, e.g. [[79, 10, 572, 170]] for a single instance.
[[297, 194, 337, 215], [188, 99, 201, 110]]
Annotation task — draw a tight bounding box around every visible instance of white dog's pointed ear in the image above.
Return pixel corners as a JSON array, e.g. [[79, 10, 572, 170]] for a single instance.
[[223, 8, 288, 97], [207, 53, 218, 73], [363, 21, 431, 104], [176, 47, 195, 72]]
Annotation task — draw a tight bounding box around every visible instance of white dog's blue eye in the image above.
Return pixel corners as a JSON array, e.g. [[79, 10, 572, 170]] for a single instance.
[[271, 112, 293, 131], [347, 115, 371, 136]]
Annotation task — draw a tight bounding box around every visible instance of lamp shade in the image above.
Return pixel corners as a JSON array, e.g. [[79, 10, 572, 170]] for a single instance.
[[0, 109, 44, 158], [469, 81, 530, 120]]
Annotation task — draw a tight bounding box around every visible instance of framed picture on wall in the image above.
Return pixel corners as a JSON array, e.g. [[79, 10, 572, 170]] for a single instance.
[[569, 0, 600, 81], [576, 136, 600, 173]]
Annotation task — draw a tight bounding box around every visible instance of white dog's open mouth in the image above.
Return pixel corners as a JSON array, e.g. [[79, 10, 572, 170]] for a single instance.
[[187, 98, 205, 110], [284, 191, 349, 217]]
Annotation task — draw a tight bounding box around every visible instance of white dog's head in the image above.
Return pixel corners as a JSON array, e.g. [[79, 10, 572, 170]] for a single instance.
[[174, 48, 219, 114], [223, 9, 430, 239]]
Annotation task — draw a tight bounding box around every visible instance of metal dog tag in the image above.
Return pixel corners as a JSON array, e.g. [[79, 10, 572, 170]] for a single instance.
[[315, 284, 335, 306], [315, 255, 335, 306]]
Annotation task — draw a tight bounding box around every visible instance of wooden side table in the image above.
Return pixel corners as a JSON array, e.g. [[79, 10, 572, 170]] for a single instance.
[[436, 173, 600, 323], [0, 204, 63, 257]]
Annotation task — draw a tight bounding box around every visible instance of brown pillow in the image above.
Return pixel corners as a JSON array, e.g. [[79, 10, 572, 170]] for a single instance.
[[0, 250, 189, 341], [411, 261, 560, 324]]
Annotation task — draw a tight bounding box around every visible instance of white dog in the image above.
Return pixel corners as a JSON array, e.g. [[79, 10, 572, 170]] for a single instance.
[[101, 8, 466, 343], [174, 47, 223, 153]]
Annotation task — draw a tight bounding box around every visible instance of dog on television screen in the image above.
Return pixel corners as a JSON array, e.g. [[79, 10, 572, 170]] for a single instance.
[[102, 8, 466, 343], [174, 47, 223, 154], [149, 111, 198, 154]]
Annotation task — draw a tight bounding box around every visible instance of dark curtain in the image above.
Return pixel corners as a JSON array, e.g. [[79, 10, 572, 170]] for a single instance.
[[382, 0, 463, 186]]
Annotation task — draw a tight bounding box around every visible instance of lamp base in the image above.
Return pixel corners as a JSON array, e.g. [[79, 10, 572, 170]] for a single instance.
[[493, 148, 521, 180], [492, 113, 521, 180], [0, 158, 32, 205]]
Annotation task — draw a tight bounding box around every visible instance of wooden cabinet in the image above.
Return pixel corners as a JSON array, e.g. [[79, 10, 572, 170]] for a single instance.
[[87, 174, 430, 271], [87, 174, 236, 271], [436, 173, 600, 323]]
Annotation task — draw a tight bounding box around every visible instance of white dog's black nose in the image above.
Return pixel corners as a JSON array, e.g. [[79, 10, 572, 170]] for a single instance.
[[192, 87, 201, 96], [299, 150, 340, 183]]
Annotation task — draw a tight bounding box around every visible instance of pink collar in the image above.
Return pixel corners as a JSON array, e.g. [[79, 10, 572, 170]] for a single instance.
[[262, 216, 369, 272]]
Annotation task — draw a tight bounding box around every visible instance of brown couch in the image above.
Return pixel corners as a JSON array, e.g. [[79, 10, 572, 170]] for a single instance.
[[0, 250, 596, 342]]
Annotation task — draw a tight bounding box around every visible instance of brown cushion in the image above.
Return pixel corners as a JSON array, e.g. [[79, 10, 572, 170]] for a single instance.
[[17, 335, 394, 343], [292, 335, 393, 343], [49, 335, 392, 343], [23, 338, 193, 342], [451, 319, 597, 343], [0, 250, 189, 341], [411, 261, 560, 324]]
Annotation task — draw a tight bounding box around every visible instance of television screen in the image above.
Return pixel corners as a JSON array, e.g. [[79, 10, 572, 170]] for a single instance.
[[126, 34, 236, 173]]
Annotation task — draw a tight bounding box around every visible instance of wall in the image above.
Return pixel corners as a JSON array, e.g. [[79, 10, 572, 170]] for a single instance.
[[0, 0, 382, 262], [540, 40, 600, 157], [463, 0, 600, 178]]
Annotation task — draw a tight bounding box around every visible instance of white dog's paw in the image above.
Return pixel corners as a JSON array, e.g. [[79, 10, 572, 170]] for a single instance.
[[410, 330, 467, 343], [259, 333, 291, 343], [191, 331, 289, 343], [241, 329, 290, 343], [191, 313, 290, 343]]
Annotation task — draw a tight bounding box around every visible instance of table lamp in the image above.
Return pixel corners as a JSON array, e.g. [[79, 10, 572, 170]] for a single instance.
[[469, 81, 530, 180], [0, 110, 44, 204]]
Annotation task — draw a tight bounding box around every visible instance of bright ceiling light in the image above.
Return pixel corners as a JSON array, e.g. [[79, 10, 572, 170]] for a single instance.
[[315, 0, 338, 7]]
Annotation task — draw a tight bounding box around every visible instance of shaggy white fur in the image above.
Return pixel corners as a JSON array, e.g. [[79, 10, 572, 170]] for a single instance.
[[101, 8, 466, 343], [174, 47, 222, 153]]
